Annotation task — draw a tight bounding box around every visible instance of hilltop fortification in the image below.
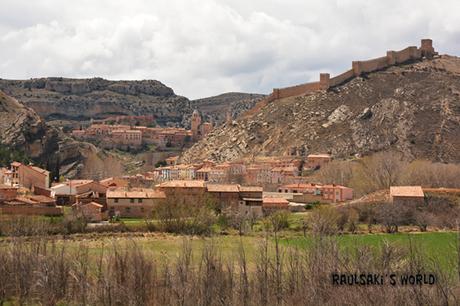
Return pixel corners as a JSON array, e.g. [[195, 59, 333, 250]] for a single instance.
[[181, 40, 460, 164]]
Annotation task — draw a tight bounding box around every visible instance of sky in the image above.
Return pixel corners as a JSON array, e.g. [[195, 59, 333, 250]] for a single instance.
[[1, 0, 460, 99]]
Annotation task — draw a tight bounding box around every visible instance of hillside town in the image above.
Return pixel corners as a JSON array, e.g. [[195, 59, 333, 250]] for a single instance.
[[1, 155, 457, 223], [71, 110, 213, 150]]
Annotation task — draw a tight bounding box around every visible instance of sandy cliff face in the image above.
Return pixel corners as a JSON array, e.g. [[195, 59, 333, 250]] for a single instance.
[[191, 92, 265, 125], [0, 90, 97, 177], [0, 77, 190, 127], [0, 78, 264, 129], [181, 55, 460, 163]]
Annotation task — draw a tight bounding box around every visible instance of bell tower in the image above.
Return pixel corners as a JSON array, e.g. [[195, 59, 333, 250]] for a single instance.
[[191, 109, 202, 141]]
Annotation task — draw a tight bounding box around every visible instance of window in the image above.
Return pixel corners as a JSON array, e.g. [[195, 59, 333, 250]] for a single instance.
[[125, 207, 131, 213], [130, 198, 134, 203], [138, 198, 143, 203], [114, 198, 119, 203]]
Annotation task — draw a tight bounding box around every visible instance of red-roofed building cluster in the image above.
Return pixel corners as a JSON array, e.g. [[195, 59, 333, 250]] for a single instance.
[[71, 110, 212, 150]]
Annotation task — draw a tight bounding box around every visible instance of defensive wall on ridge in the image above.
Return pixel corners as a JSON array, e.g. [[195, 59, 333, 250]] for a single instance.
[[265, 39, 437, 103]]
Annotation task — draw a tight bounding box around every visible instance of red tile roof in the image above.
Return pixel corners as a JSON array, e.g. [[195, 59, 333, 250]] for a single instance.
[[157, 180, 206, 188], [390, 186, 424, 198], [207, 184, 239, 193]]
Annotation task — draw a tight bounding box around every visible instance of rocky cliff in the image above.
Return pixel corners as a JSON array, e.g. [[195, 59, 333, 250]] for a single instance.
[[0, 78, 264, 129], [0, 90, 100, 177], [181, 55, 460, 163], [0, 77, 190, 128], [191, 92, 265, 125]]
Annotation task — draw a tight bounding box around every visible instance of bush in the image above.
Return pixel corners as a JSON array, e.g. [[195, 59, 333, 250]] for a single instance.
[[309, 206, 339, 236], [153, 195, 216, 235]]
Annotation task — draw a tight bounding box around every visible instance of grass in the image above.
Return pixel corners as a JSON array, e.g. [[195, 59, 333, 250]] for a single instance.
[[32, 230, 456, 272], [281, 231, 458, 271], [55, 233, 262, 264]]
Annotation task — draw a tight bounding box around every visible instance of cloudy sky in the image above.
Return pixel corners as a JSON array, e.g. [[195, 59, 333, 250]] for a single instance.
[[1, 0, 459, 99]]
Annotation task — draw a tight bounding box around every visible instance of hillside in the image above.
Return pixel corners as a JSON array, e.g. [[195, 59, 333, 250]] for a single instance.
[[180, 55, 460, 163], [0, 90, 90, 176], [0, 78, 264, 129], [0, 77, 191, 128], [191, 92, 265, 125]]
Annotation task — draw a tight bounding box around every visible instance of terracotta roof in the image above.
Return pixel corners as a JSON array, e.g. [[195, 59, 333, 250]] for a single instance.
[[106, 190, 127, 198], [107, 188, 166, 199], [322, 184, 351, 189], [157, 180, 206, 188], [307, 154, 331, 158], [239, 186, 263, 192], [30, 166, 49, 174], [67, 180, 94, 186], [207, 184, 239, 193], [28, 195, 55, 203], [83, 202, 103, 208], [280, 183, 320, 189], [146, 191, 166, 198], [0, 184, 16, 189], [197, 167, 212, 172], [242, 197, 263, 202], [263, 197, 289, 204], [390, 186, 424, 198], [11, 161, 22, 167]]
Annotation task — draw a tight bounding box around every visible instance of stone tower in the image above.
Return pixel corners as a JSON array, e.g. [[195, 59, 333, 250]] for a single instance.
[[191, 109, 202, 141]]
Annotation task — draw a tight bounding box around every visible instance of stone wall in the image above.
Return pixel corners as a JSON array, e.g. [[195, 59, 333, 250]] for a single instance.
[[329, 69, 355, 87], [264, 39, 436, 103]]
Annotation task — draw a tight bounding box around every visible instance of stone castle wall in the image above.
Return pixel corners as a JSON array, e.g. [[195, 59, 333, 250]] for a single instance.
[[264, 39, 436, 104]]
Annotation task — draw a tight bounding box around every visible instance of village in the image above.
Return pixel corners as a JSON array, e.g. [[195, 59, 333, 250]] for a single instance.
[[1, 152, 456, 224], [71, 111, 213, 150]]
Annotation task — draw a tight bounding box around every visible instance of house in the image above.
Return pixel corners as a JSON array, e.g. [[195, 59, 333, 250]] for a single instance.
[[0, 184, 18, 201], [390, 186, 425, 205], [195, 167, 211, 181], [111, 129, 142, 149], [238, 186, 263, 217], [306, 154, 331, 170], [278, 183, 322, 194], [321, 184, 353, 203], [262, 197, 289, 214], [100, 177, 129, 188], [10, 162, 50, 190], [73, 202, 105, 222], [156, 180, 207, 204], [277, 183, 353, 203], [209, 163, 231, 183], [106, 188, 166, 218], [51, 180, 108, 205], [0, 194, 63, 216], [207, 184, 241, 211]]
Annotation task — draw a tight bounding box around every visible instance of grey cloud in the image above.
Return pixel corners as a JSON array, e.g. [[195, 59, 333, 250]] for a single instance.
[[1, 0, 459, 99]]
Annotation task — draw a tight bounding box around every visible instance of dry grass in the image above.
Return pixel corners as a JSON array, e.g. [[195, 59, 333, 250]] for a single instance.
[[0, 231, 459, 305]]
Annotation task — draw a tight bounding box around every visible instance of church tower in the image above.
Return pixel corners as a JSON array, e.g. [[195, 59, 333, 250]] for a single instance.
[[191, 109, 202, 141]]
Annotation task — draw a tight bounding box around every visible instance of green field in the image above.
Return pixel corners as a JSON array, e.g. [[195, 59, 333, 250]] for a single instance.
[[37, 231, 456, 271], [282, 231, 458, 270]]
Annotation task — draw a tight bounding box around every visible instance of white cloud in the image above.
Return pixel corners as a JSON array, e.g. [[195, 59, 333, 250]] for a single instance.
[[1, 0, 460, 99]]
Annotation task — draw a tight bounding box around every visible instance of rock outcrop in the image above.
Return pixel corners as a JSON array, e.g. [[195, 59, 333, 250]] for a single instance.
[[0, 90, 94, 177], [191, 92, 265, 125], [0, 78, 264, 129], [181, 55, 460, 164], [0, 77, 189, 128]]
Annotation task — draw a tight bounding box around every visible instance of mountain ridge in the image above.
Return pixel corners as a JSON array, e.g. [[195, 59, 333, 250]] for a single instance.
[[180, 55, 460, 164]]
